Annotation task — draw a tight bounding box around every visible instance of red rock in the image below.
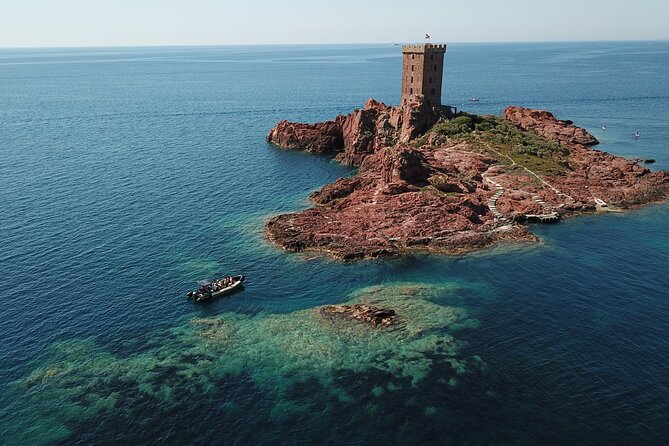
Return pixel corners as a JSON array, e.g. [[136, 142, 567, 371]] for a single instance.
[[267, 96, 442, 166], [503, 106, 599, 146], [492, 107, 669, 211], [266, 118, 345, 155], [310, 177, 368, 205], [265, 102, 669, 260], [380, 146, 431, 185]]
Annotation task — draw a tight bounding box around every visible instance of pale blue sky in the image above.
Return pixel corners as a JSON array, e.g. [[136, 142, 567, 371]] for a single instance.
[[1, 0, 667, 48]]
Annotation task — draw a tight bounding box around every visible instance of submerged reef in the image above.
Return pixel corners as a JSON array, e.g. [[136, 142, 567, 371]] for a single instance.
[[319, 303, 398, 327], [4, 283, 481, 445], [266, 99, 669, 260]]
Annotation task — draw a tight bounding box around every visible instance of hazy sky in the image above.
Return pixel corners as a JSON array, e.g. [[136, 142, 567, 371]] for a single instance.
[[1, 0, 667, 48]]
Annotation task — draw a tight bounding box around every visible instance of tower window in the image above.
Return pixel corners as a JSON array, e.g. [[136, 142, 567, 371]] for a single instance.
[[429, 76, 432, 83], [434, 65, 437, 72], [431, 54, 434, 60], [411, 76, 413, 83], [411, 65, 414, 72], [412, 54, 415, 60], [410, 88, 413, 94]]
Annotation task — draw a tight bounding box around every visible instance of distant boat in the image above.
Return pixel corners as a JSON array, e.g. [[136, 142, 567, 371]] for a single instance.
[[468, 97, 480, 102], [634, 130, 640, 138], [602, 123, 607, 130]]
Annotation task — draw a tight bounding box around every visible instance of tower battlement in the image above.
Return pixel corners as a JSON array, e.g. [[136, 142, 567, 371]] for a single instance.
[[400, 43, 447, 107], [401, 44, 447, 53]]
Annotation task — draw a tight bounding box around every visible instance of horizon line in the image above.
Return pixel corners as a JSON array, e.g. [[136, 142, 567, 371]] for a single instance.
[[1, 38, 668, 51]]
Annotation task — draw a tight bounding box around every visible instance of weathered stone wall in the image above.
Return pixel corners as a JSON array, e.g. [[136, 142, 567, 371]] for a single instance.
[[400, 44, 446, 108]]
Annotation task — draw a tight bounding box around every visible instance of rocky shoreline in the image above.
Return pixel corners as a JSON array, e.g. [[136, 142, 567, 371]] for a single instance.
[[266, 98, 669, 260]]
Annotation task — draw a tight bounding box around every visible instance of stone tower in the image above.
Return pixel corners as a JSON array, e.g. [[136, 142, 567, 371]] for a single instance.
[[400, 43, 446, 108]]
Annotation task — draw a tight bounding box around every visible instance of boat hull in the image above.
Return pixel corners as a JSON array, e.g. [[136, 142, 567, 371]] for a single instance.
[[210, 275, 245, 298], [187, 275, 245, 302]]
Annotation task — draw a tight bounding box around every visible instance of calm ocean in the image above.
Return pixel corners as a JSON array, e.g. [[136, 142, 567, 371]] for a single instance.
[[1, 42, 668, 445]]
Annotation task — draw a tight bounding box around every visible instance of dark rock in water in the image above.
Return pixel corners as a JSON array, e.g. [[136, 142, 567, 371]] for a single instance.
[[635, 158, 656, 164], [319, 304, 397, 327]]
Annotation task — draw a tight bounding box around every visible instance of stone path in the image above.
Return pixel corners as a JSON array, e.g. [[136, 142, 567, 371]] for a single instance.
[[531, 194, 552, 214], [479, 139, 574, 202], [484, 177, 508, 223], [482, 160, 561, 224], [528, 194, 560, 223]]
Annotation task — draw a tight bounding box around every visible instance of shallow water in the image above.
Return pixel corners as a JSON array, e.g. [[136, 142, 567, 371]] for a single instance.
[[1, 42, 668, 445]]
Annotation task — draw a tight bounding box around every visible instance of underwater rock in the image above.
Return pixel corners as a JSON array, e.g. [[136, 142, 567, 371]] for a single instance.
[[319, 303, 398, 327], [9, 283, 481, 445], [191, 317, 235, 343]]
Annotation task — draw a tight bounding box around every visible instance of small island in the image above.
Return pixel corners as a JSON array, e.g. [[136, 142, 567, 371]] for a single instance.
[[265, 44, 669, 260]]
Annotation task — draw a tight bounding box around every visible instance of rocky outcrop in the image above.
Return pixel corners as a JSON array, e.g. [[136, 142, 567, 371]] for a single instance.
[[380, 146, 431, 185], [265, 101, 669, 261], [503, 106, 599, 147], [319, 304, 397, 327], [549, 144, 669, 207], [309, 177, 368, 205], [265, 143, 536, 260], [266, 118, 345, 155], [267, 96, 443, 166], [500, 107, 669, 209]]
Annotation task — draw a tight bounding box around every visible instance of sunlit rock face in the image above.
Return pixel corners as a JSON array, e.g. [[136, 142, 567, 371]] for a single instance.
[[266, 104, 669, 260]]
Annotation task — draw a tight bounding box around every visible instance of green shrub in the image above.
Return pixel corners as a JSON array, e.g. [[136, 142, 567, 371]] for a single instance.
[[420, 113, 571, 175]]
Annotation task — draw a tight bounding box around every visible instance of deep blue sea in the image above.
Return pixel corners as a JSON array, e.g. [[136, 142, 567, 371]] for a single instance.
[[1, 42, 668, 445]]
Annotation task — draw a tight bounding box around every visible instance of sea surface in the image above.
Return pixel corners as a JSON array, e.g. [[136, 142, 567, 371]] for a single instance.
[[1, 42, 668, 445]]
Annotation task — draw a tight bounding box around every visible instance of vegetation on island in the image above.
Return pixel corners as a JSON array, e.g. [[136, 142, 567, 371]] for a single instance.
[[416, 113, 572, 177]]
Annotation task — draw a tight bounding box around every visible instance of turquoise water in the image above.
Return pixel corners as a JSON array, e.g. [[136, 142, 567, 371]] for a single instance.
[[1, 42, 668, 445]]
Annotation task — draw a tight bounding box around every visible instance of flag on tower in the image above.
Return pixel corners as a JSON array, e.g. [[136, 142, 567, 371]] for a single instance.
[[425, 34, 431, 40]]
